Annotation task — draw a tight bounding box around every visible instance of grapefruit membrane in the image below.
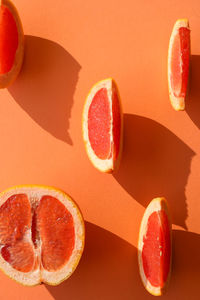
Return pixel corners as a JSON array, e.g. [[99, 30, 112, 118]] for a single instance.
[[168, 19, 190, 111], [0, 185, 85, 286], [0, 0, 24, 88], [138, 197, 172, 296], [82, 78, 123, 173]]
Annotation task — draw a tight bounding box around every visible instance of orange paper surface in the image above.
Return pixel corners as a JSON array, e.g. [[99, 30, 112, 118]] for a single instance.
[[0, 0, 200, 299]]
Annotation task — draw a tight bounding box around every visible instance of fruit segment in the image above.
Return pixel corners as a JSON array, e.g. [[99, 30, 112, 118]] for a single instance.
[[0, 186, 85, 286], [0, 194, 34, 273], [0, 194, 31, 245], [0, 5, 18, 74], [88, 88, 111, 159], [0, 0, 24, 88], [1, 242, 35, 273], [170, 27, 190, 98], [142, 210, 171, 287], [138, 198, 172, 296], [168, 19, 190, 111], [37, 195, 75, 271], [83, 78, 123, 173]]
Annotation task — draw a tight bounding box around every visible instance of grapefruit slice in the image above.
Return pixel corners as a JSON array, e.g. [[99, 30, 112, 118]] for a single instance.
[[0, 185, 85, 286], [168, 19, 190, 111], [82, 78, 123, 173], [0, 0, 24, 88], [138, 197, 172, 296]]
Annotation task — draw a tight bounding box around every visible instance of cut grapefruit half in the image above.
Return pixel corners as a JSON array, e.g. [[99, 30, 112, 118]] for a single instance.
[[0, 0, 24, 88], [138, 197, 172, 296], [82, 78, 123, 173], [168, 19, 190, 111], [0, 185, 85, 286]]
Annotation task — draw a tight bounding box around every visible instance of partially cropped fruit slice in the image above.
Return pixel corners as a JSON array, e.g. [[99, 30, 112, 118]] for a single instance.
[[0, 185, 85, 286], [168, 19, 190, 111], [82, 78, 123, 173], [138, 197, 172, 296], [0, 0, 24, 88]]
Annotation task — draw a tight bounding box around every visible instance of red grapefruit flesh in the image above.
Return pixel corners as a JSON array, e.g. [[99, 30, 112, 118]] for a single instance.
[[0, 0, 24, 88], [0, 186, 85, 286], [88, 88, 111, 159], [1, 242, 35, 273], [168, 19, 190, 110], [170, 27, 190, 97], [0, 5, 18, 74], [142, 211, 171, 287], [83, 78, 123, 173], [138, 198, 172, 296], [37, 195, 75, 272]]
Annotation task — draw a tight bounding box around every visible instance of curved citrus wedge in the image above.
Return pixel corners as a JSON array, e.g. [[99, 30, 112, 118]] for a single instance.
[[0, 0, 24, 88], [82, 78, 123, 173], [138, 197, 172, 296], [0, 185, 85, 286], [168, 19, 190, 111]]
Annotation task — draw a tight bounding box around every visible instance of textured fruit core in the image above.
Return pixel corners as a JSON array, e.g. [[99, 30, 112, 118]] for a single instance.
[[0, 193, 75, 273], [88, 88, 111, 159], [170, 27, 190, 97], [0, 5, 18, 74], [142, 210, 171, 287]]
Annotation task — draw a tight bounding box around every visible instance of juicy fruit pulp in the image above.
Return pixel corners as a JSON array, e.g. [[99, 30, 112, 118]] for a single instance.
[[142, 210, 171, 288], [170, 27, 190, 97], [88, 88, 111, 159], [88, 86, 121, 160], [0, 193, 75, 273], [0, 5, 18, 74]]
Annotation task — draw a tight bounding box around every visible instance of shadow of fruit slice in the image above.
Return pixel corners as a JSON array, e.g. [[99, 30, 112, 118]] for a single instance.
[[82, 78, 123, 173], [0, 0, 24, 88], [168, 19, 190, 111], [138, 197, 172, 296], [0, 185, 85, 286]]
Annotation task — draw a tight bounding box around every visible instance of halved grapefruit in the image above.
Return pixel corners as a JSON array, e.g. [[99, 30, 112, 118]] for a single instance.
[[168, 19, 190, 111], [0, 185, 85, 286], [0, 0, 24, 88], [82, 78, 123, 173], [138, 197, 172, 296]]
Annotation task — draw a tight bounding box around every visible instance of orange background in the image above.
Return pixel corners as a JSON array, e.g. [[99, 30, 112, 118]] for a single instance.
[[0, 0, 200, 299]]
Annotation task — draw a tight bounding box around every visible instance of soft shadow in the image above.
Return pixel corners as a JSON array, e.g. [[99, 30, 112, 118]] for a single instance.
[[185, 55, 200, 128], [46, 222, 149, 300], [46, 223, 200, 300], [164, 230, 200, 300], [8, 35, 81, 144], [113, 114, 195, 229]]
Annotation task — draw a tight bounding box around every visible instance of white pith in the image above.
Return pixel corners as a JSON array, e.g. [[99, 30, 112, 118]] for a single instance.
[[138, 198, 171, 296], [0, 186, 85, 286], [168, 19, 189, 111], [83, 78, 114, 172]]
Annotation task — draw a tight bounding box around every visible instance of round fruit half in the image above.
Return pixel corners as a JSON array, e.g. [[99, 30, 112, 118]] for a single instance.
[[0, 185, 85, 286], [138, 197, 172, 296], [0, 0, 24, 88], [168, 19, 190, 111], [82, 78, 123, 173]]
